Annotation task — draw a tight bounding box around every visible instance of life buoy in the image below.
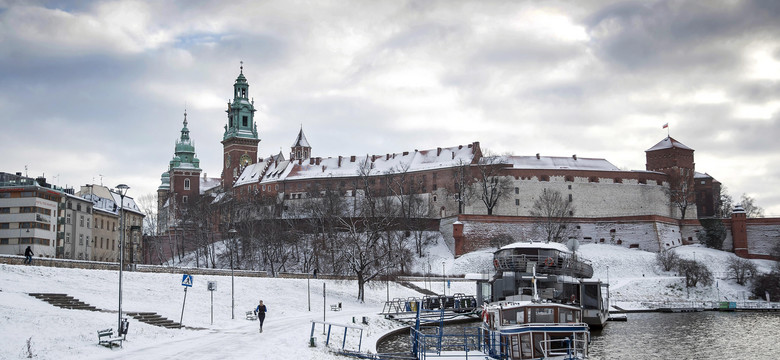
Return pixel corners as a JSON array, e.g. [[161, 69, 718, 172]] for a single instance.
[[545, 257, 554, 267], [493, 259, 499, 269]]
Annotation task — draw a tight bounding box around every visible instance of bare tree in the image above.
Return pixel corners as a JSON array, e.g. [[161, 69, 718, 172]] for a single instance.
[[656, 249, 680, 272], [301, 183, 348, 274], [667, 168, 696, 220], [530, 188, 576, 243], [447, 159, 474, 215], [727, 256, 757, 286], [339, 158, 395, 301], [473, 154, 512, 215], [716, 186, 733, 218], [740, 194, 765, 218], [676, 259, 713, 288]]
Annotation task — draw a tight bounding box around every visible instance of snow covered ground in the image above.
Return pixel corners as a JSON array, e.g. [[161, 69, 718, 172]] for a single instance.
[[1, 243, 776, 359]]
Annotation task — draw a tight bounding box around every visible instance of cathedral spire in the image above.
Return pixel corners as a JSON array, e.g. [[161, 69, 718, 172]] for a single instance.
[[290, 126, 312, 161]]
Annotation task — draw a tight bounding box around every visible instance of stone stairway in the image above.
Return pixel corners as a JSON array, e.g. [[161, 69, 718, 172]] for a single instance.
[[28, 293, 100, 311], [28, 293, 196, 330], [125, 312, 184, 329]]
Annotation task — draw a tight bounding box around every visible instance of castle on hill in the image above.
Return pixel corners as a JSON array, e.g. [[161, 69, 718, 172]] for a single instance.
[[156, 65, 777, 260]]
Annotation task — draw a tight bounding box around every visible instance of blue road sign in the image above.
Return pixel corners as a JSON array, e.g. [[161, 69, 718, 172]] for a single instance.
[[182, 274, 193, 287]]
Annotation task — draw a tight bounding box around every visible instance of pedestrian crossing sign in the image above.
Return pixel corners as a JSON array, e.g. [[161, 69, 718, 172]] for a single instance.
[[182, 274, 193, 287]]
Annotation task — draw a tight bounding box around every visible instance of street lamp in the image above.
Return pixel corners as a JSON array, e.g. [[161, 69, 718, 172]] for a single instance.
[[442, 262, 446, 296], [115, 184, 129, 332], [228, 228, 237, 320]]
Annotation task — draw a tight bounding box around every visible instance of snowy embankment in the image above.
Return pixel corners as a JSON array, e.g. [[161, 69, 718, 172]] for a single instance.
[[0, 243, 775, 359]]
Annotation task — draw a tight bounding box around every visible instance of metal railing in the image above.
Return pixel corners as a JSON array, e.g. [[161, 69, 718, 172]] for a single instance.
[[537, 337, 588, 359], [410, 326, 488, 360], [493, 254, 594, 278]]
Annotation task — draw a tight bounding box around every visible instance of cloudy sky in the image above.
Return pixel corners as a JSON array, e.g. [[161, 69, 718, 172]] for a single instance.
[[1, 0, 779, 214]]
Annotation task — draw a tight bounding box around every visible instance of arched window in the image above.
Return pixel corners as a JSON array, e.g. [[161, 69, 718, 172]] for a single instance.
[[184, 178, 191, 190]]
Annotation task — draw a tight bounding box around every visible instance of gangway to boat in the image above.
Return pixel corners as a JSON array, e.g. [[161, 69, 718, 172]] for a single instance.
[[380, 294, 479, 321]]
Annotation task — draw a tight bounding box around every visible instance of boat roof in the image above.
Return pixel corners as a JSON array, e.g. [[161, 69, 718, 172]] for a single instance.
[[497, 241, 571, 254], [486, 300, 581, 311]]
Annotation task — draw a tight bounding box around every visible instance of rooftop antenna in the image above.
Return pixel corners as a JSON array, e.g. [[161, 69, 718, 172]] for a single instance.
[[240, 60, 243, 74], [99, 174, 104, 186], [24, 165, 28, 177]]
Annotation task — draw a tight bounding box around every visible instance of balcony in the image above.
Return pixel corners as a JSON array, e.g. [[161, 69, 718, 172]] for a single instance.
[[493, 253, 594, 278]]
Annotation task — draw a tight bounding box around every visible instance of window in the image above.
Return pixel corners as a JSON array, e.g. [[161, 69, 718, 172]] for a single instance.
[[0, 223, 8, 229], [65, 233, 70, 244], [87, 218, 90, 228], [79, 234, 83, 245], [184, 178, 191, 190], [569, 194, 573, 202], [242, 116, 248, 126], [0, 207, 8, 214], [77, 204, 81, 211], [515, 187, 519, 194], [80, 215, 84, 227], [182, 196, 188, 204], [86, 236, 90, 247], [515, 199, 520, 206]]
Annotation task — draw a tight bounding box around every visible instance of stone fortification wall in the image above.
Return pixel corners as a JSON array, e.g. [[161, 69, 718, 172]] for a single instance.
[[744, 218, 780, 258], [453, 215, 686, 256], [463, 174, 693, 219]]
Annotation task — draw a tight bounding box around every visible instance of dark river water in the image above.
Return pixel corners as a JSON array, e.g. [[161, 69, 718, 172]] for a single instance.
[[377, 311, 780, 359]]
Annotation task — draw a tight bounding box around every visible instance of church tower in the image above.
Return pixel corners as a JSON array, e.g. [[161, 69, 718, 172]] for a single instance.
[[290, 127, 311, 161], [222, 63, 260, 189], [158, 110, 202, 232]]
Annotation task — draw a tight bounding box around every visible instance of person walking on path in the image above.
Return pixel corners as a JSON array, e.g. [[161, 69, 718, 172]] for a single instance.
[[254, 300, 267, 333], [24, 246, 33, 265]]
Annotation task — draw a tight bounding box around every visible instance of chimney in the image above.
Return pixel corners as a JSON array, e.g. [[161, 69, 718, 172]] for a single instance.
[[386, 154, 391, 160], [371, 155, 377, 162], [316, 157, 321, 165], [309, 158, 315, 165], [403, 151, 409, 156], [437, 147, 442, 156], [350, 155, 356, 162], [338, 156, 342, 167], [572, 154, 577, 160], [459, 145, 463, 149], [536, 153, 540, 159]]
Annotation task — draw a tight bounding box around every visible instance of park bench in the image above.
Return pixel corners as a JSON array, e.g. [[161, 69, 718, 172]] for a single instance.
[[246, 310, 257, 320], [97, 318, 129, 348]]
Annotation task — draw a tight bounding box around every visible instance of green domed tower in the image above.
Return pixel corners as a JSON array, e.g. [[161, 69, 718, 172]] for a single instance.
[[221, 62, 260, 190], [158, 110, 203, 232]]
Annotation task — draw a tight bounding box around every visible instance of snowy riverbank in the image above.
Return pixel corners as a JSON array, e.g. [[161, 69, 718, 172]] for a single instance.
[[0, 243, 775, 359]]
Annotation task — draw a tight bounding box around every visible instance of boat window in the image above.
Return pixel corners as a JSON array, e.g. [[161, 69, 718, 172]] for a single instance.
[[520, 334, 532, 359], [559, 308, 574, 323], [529, 307, 554, 323], [511, 335, 521, 358], [501, 308, 525, 324]]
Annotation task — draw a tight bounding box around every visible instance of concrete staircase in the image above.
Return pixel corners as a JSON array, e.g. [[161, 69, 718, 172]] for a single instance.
[[28, 293, 100, 311], [125, 312, 184, 329], [28, 293, 196, 330]]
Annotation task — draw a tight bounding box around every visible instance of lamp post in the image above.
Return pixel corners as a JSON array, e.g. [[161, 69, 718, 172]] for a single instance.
[[115, 184, 129, 331], [228, 228, 237, 320], [442, 262, 446, 296]]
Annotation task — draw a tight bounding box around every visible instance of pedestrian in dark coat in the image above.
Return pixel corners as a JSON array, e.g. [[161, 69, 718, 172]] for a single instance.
[[254, 300, 267, 332], [24, 246, 33, 264]]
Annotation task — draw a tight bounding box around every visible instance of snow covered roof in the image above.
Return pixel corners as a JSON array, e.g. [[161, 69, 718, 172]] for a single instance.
[[234, 162, 266, 187], [498, 241, 572, 254], [239, 143, 478, 186], [200, 177, 221, 194], [646, 137, 693, 152], [508, 155, 619, 171]]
